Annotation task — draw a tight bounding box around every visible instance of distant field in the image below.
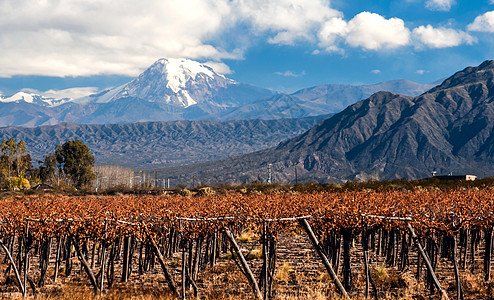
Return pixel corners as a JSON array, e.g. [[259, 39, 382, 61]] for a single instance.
[[0, 189, 493, 299]]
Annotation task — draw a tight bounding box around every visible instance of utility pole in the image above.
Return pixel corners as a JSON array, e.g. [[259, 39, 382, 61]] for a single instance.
[[96, 173, 99, 192], [96, 173, 107, 192], [267, 163, 272, 184]]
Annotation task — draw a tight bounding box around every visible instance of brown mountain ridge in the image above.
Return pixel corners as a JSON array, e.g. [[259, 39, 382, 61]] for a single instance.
[[156, 60, 494, 184]]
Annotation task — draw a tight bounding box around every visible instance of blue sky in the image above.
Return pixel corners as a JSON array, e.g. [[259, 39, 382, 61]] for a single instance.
[[1, 0, 494, 94]]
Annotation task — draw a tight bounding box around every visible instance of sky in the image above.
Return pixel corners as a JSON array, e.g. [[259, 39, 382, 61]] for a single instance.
[[0, 0, 494, 94]]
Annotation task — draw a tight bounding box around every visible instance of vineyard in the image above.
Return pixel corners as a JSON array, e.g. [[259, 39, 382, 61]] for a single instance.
[[0, 189, 494, 299]]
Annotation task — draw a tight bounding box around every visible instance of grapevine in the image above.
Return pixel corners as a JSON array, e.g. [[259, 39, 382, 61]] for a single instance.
[[0, 188, 493, 298]]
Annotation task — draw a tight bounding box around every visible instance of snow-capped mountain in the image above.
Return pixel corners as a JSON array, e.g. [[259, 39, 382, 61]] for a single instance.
[[0, 58, 275, 126], [0, 58, 439, 127], [0, 87, 100, 108], [0, 91, 69, 107], [70, 58, 275, 122], [111, 58, 235, 108]]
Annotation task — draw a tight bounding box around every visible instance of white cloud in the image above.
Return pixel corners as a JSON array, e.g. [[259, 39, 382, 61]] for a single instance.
[[318, 12, 410, 51], [413, 25, 476, 48], [274, 70, 306, 77], [416, 69, 426, 74], [0, 0, 478, 78], [468, 11, 494, 32], [0, 0, 344, 77], [318, 17, 348, 50], [234, 0, 341, 45], [345, 12, 410, 50], [203, 61, 233, 75], [425, 0, 454, 11], [18, 87, 99, 99], [371, 69, 381, 74], [0, 0, 235, 77], [41, 87, 100, 99]]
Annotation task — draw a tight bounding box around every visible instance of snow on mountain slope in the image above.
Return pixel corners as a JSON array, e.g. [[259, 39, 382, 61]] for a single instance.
[[162, 58, 221, 93], [0, 91, 68, 107], [0, 58, 275, 126], [0, 87, 98, 107], [110, 58, 236, 108], [72, 85, 127, 104], [0, 57, 440, 127], [1, 92, 35, 103]]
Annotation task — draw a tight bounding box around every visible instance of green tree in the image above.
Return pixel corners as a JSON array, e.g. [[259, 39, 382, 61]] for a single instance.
[[39, 153, 58, 185], [0, 138, 31, 178], [0, 138, 32, 190], [55, 140, 96, 189]]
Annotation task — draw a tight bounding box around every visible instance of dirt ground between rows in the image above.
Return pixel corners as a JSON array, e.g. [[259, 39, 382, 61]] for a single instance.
[[1, 231, 494, 299]]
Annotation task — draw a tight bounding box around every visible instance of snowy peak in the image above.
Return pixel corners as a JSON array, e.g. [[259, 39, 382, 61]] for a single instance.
[[1, 92, 35, 103], [157, 58, 227, 93], [111, 58, 236, 108], [0, 91, 69, 107], [0, 87, 99, 107]]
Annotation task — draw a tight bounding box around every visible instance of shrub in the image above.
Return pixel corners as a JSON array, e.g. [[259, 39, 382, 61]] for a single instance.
[[197, 187, 215, 196], [177, 188, 192, 196]]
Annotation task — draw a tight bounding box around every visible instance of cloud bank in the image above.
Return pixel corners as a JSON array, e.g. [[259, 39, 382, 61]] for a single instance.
[[0, 0, 485, 77]]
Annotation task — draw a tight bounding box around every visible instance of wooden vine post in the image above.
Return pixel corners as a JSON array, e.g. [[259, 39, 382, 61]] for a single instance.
[[484, 227, 493, 282], [406, 222, 449, 300], [452, 235, 464, 300], [121, 236, 130, 282], [23, 221, 29, 297], [224, 226, 263, 299], [181, 241, 187, 299], [262, 221, 269, 300], [361, 226, 378, 300], [100, 220, 108, 293], [67, 228, 100, 292], [0, 241, 25, 296], [149, 235, 180, 298], [297, 218, 349, 299], [68, 230, 99, 292]]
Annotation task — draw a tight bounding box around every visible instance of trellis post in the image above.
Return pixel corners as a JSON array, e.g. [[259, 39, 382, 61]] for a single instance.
[[297, 218, 349, 299]]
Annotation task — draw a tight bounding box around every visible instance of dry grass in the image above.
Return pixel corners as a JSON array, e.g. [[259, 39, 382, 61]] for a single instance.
[[276, 262, 294, 282], [237, 229, 259, 243], [459, 269, 494, 298], [246, 248, 263, 260]]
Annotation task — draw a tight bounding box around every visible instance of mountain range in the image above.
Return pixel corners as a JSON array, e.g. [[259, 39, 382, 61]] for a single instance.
[[5, 57, 490, 185], [153, 60, 494, 185], [0, 58, 436, 127], [0, 116, 327, 169]]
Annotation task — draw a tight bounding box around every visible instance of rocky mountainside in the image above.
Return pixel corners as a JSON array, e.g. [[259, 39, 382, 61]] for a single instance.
[[214, 79, 437, 120], [0, 58, 436, 127], [0, 116, 328, 169], [155, 60, 494, 185]]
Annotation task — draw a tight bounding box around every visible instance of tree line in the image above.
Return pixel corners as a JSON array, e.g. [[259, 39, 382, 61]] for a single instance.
[[0, 138, 96, 191]]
